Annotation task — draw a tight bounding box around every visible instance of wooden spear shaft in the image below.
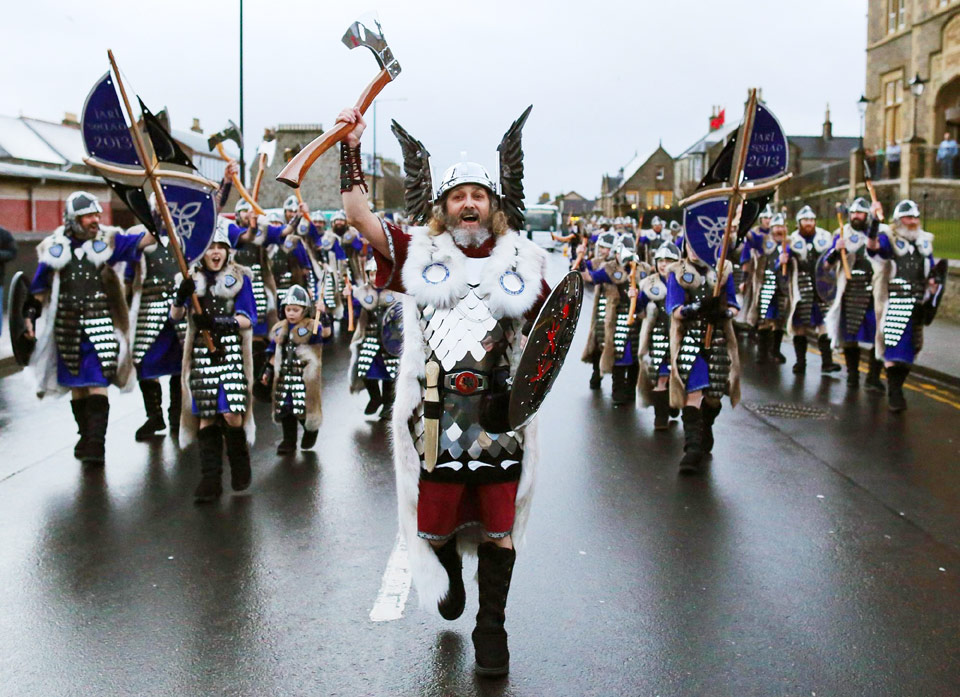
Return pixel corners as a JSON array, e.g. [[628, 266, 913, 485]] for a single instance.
[[835, 206, 852, 280], [107, 50, 216, 353]]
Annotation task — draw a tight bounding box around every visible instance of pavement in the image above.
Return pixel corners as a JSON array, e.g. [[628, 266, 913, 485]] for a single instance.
[[0, 254, 959, 696]]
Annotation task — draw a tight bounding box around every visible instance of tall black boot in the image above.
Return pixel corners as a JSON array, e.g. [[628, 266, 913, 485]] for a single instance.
[[78, 394, 109, 466], [277, 414, 298, 454], [70, 397, 88, 458], [611, 366, 633, 405], [194, 424, 223, 503], [168, 376, 182, 438], [679, 406, 704, 475], [652, 389, 670, 431], [589, 354, 602, 389], [434, 537, 466, 621], [792, 335, 807, 374], [756, 328, 771, 364], [819, 334, 841, 374], [770, 329, 787, 363], [224, 424, 252, 491], [363, 379, 382, 415], [843, 345, 861, 387], [300, 420, 319, 449], [865, 352, 886, 393], [380, 380, 395, 419], [701, 401, 722, 454], [473, 542, 516, 678], [135, 379, 166, 441], [887, 363, 909, 413]]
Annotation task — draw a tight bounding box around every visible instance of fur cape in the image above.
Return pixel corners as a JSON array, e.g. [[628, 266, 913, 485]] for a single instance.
[[824, 224, 884, 349], [268, 318, 323, 431], [666, 259, 741, 410], [30, 225, 133, 398], [246, 229, 279, 330], [314, 231, 346, 320], [785, 227, 833, 336], [346, 284, 402, 393], [597, 260, 632, 374], [636, 272, 669, 407], [740, 234, 778, 327], [178, 261, 256, 446], [391, 226, 546, 615], [580, 256, 627, 363], [870, 226, 934, 358]]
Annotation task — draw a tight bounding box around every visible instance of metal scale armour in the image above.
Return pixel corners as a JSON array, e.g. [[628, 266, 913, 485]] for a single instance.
[[233, 244, 268, 324], [274, 338, 307, 420], [55, 253, 119, 378], [883, 241, 926, 349], [794, 238, 819, 326], [757, 243, 781, 319], [592, 293, 608, 353], [357, 294, 401, 381], [134, 240, 186, 363], [410, 286, 523, 480], [646, 291, 671, 384], [676, 267, 731, 401], [190, 290, 246, 418], [270, 242, 297, 295], [842, 252, 874, 337], [611, 284, 641, 363]]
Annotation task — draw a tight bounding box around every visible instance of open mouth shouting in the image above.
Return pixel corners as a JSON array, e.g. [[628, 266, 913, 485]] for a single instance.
[[459, 209, 481, 226]]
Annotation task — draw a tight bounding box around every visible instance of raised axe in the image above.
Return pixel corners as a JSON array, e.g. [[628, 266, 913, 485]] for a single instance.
[[208, 120, 265, 215], [862, 158, 884, 219], [277, 19, 401, 188], [834, 202, 852, 280], [252, 129, 277, 202]]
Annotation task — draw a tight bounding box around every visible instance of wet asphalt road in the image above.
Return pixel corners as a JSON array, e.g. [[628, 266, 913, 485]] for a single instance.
[[1, 253, 959, 697]]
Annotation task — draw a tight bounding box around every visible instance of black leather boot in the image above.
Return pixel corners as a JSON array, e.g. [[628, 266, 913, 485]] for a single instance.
[[819, 335, 841, 374], [168, 376, 182, 438], [70, 397, 88, 458], [363, 379, 382, 415], [756, 328, 771, 364], [224, 424, 252, 491], [589, 354, 602, 389], [652, 389, 670, 431], [611, 366, 633, 406], [434, 537, 466, 621], [678, 406, 704, 475], [380, 380, 395, 419], [277, 414, 298, 454], [135, 380, 166, 441], [887, 363, 909, 413], [78, 394, 109, 466], [701, 401, 722, 454], [843, 345, 861, 387], [792, 335, 807, 374], [865, 353, 885, 393], [770, 329, 787, 363], [194, 424, 223, 503], [473, 542, 516, 678], [300, 420, 318, 449]]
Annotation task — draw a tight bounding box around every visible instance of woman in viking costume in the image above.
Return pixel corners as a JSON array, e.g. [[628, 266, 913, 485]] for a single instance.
[[346, 258, 403, 417], [637, 242, 680, 429], [867, 199, 943, 412], [665, 239, 741, 474], [24, 191, 155, 466], [170, 227, 257, 503], [227, 199, 274, 377], [261, 284, 329, 454], [579, 229, 619, 391], [783, 205, 841, 375], [337, 104, 552, 678], [824, 197, 886, 391], [740, 212, 789, 364]]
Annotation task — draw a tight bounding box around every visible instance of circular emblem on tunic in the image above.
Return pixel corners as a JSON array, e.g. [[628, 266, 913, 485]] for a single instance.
[[297, 327, 309, 337], [422, 262, 450, 285], [849, 233, 859, 243], [650, 286, 660, 296], [364, 294, 375, 304], [682, 272, 695, 283], [385, 294, 395, 303], [224, 275, 237, 287], [896, 239, 905, 249], [499, 270, 525, 295], [284, 239, 294, 249], [50, 243, 63, 258], [613, 271, 623, 280], [764, 240, 775, 252], [275, 328, 282, 336], [92, 240, 107, 253]]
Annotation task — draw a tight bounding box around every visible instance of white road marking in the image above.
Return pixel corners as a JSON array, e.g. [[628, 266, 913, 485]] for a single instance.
[[369, 532, 412, 622]]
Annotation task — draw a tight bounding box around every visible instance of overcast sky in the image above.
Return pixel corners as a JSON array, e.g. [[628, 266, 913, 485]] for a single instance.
[[3, 0, 866, 201]]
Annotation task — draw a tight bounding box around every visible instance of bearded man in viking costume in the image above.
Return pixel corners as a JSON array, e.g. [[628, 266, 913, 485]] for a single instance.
[[867, 199, 943, 412], [824, 198, 887, 391], [170, 227, 257, 503], [24, 191, 156, 465], [637, 242, 680, 429], [740, 211, 789, 364], [338, 104, 552, 678]]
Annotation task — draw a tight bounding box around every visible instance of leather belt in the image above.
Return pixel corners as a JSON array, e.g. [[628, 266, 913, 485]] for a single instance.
[[442, 370, 490, 395]]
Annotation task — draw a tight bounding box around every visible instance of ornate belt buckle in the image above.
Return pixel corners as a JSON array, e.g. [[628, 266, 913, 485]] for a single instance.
[[454, 371, 480, 395]]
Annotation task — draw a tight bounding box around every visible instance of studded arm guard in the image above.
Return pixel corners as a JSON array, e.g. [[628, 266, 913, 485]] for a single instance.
[[340, 142, 367, 193]]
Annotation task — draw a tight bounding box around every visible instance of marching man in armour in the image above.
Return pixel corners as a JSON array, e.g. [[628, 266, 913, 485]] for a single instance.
[[24, 191, 156, 465], [580, 230, 619, 391], [337, 104, 552, 677], [741, 211, 789, 364], [637, 242, 680, 429]]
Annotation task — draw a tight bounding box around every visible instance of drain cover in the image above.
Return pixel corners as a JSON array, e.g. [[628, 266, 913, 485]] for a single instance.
[[742, 401, 835, 420]]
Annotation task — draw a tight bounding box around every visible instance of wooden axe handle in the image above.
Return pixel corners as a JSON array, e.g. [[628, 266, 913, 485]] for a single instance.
[[276, 68, 393, 188], [626, 261, 639, 326], [252, 152, 267, 201], [215, 142, 266, 216], [835, 211, 852, 280]]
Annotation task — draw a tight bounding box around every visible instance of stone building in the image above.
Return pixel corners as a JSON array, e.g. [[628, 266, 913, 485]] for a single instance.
[[252, 124, 342, 211], [598, 144, 674, 218]]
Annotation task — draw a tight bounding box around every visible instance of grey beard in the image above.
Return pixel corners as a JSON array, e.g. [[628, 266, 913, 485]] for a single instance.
[[896, 225, 919, 241], [451, 226, 491, 248]]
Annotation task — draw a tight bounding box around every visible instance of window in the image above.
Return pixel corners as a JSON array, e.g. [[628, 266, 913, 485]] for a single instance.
[[883, 74, 904, 145], [888, 0, 905, 32], [656, 166, 665, 180]]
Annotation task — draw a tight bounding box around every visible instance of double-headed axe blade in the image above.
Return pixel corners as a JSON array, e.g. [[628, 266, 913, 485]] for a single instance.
[[257, 136, 277, 167], [208, 119, 243, 152], [342, 20, 401, 79]]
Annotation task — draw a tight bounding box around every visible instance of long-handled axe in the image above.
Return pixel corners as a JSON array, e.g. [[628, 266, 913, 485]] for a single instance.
[[252, 130, 277, 202], [277, 19, 401, 188], [208, 120, 265, 215]]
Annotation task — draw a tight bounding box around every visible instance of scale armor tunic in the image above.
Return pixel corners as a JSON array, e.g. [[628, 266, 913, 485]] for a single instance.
[[233, 244, 268, 328], [56, 256, 120, 379], [645, 288, 671, 384], [843, 252, 874, 338], [190, 287, 246, 418], [353, 288, 402, 385], [275, 337, 307, 420], [787, 228, 832, 330], [675, 281, 731, 401], [757, 240, 783, 320], [883, 243, 926, 351], [133, 240, 186, 364]]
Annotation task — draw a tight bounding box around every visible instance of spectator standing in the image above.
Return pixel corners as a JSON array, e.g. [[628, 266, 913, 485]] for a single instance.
[[887, 141, 902, 178], [936, 132, 958, 178]]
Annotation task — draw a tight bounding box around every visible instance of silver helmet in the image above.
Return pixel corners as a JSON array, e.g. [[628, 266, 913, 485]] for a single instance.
[[770, 213, 787, 227], [235, 199, 252, 214], [848, 197, 871, 215], [654, 242, 681, 262], [795, 205, 816, 221], [280, 284, 311, 309], [283, 194, 299, 212], [893, 199, 920, 220], [332, 209, 347, 222], [364, 257, 378, 274], [266, 209, 284, 225], [596, 231, 618, 249], [63, 191, 103, 234], [650, 216, 663, 228], [760, 204, 775, 220], [212, 218, 233, 248], [435, 161, 497, 200], [669, 220, 682, 233]]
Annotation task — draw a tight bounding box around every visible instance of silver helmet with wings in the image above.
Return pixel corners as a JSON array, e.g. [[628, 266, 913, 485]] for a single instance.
[[389, 105, 533, 230]]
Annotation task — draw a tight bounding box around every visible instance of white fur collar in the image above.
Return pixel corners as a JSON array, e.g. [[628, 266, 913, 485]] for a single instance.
[[889, 228, 933, 257], [37, 225, 119, 269], [788, 227, 831, 257], [840, 225, 868, 254], [191, 261, 250, 299], [638, 273, 667, 302]]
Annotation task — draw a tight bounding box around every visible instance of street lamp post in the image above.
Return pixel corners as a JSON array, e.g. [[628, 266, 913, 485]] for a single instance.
[[908, 72, 927, 143], [857, 94, 870, 153]]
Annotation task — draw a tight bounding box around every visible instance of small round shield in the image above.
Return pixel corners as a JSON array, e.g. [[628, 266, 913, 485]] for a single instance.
[[508, 271, 584, 430], [815, 249, 838, 305], [380, 301, 404, 357], [8, 271, 37, 366]]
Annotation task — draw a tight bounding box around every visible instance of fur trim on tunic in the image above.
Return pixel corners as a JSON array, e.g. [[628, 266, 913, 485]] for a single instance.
[[636, 274, 667, 406], [179, 262, 256, 446], [597, 260, 630, 374], [391, 229, 545, 615], [268, 318, 324, 431], [870, 228, 933, 358], [785, 228, 831, 337], [581, 287, 603, 362]]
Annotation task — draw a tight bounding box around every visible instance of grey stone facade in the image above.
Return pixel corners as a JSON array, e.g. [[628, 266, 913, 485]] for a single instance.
[[250, 124, 343, 211]]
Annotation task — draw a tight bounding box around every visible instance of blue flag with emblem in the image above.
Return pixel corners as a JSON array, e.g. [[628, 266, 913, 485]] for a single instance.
[[682, 196, 731, 265], [159, 179, 217, 264]]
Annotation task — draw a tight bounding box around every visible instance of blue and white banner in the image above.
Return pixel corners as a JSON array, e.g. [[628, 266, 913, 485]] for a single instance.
[[743, 103, 789, 183], [81, 72, 141, 168], [683, 196, 730, 265], [159, 179, 217, 264]]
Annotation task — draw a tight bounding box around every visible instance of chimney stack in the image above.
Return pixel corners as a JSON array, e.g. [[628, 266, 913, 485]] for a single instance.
[[822, 103, 832, 140], [191, 118, 203, 133]]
